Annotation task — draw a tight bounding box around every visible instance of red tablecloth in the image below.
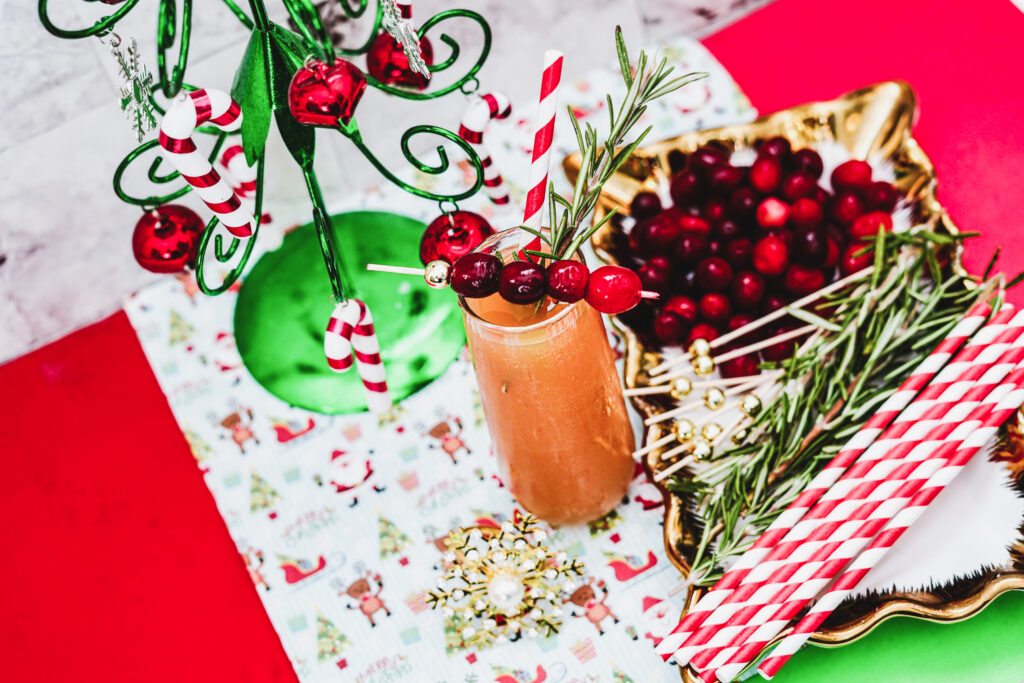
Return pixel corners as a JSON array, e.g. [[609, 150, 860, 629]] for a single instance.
[[3, 0, 1023, 680]]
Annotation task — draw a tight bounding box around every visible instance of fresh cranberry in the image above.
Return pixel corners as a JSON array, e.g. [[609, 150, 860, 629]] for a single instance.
[[682, 205, 704, 217], [792, 226, 828, 266], [849, 211, 894, 241], [698, 292, 732, 325], [830, 191, 864, 224], [696, 257, 733, 292], [499, 260, 546, 304], [653, 311, 688, 346], [675, 268, 699, 295], [708, 239, 724, 256], [630, 191, 662, 220], [679, 215, 712, 234], [750, 156, 782, 194], [690, 146, 728, 174], [689, 322, 720, 344], [637, 262, 671, 295], [762, 328, 799, 361], [450, 252, 501, 297], [763, 294, 788, 314], [812, 186, 831, 207], [724, 238, 753, 268], [720, 354, 760, 379], [783, 264, 826, 296], [831, 159, 873, 191], [753, 236, 789, 276], [758, 136, 791, 162], [781, 171, 816, 201], [729, 187, 758, 220], [732, 270, 766, 309], [824, 236, 840, 268], [715, 219, 742, 240], [667, 149, 688, 173], [840, 243, 874, 275], [664, 295, 699, 325], [705, 198, 728, 225], [757, 198, 790, 228], [675, 232, 710, 266], [634, 213, 681, 255], [648, 255, 673, 272], [791, 148, 824, 178], [864, 181, 900, 211], [789, 197, 824, 229], [546, 260, 589, 302], [728, 313, 757, 332], [767, 227, 794, 247], [586, 265, 643, 314], [709, 165, 744, 194], [670, 170, 702, 206]]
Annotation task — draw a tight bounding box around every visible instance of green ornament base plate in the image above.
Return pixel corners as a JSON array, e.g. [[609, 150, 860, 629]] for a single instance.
[[234, 210, 465, 414]]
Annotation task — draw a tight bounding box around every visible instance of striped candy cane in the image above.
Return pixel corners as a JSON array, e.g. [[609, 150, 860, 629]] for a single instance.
[[159, 89, 254, 238], [756, 372, 1024, 679], [520, 49, 563, 247], [458, 92, 512, 205], [689, 337, 1024, 677], [219, 144, 257, 205], [324, 299, 392, 414], [655, 296, 995, 660], [676, 311, 1024, 667]]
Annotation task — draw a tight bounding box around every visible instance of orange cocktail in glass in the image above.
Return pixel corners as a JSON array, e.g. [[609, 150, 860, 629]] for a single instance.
[[460, 229, 635, 525]]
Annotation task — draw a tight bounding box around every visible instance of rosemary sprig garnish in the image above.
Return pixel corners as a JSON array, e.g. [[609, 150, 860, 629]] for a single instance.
[[525, 28, 707, 262], [667, 228, 998, 585]]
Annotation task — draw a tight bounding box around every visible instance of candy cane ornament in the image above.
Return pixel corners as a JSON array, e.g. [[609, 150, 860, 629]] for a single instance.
[[159, 89, 255, 238], [458, 92, 512, 205], [324, 299, 392, 414], [219, 144, 258, 206]]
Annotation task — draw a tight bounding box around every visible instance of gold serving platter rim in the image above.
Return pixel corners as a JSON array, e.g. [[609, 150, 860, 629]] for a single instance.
[[565, 80, 1024, 677]]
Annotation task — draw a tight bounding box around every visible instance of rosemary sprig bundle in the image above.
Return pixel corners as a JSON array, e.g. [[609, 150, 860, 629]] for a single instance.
[[519, 28, 706, 262], [668, 228, 997, 585]]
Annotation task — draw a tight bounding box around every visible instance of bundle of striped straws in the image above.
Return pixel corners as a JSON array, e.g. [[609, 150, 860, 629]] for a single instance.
[[655, 286, 1024, 680]]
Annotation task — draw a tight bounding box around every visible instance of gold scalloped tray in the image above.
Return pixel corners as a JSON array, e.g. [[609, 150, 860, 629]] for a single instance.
[[565, 81, 1024, 677]]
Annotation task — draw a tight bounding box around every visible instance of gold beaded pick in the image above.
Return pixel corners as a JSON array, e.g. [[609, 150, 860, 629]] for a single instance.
[[740, 393, 762, 417], [689, 338, 712, 357], [672, 418, 696, 442], [704, 387, 726, 410], [691, 439, 713, 461], [693, 355, 715, 376], [701, 422, 723, 441], [670, 376, 693, 400]]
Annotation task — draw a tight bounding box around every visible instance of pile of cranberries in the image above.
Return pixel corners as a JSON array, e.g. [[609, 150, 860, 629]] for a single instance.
[[433, 254, 646, 315], [620, 136, 900, 375]]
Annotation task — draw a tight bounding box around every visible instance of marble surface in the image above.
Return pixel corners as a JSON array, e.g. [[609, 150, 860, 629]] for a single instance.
[[0, 0, 772, 363]]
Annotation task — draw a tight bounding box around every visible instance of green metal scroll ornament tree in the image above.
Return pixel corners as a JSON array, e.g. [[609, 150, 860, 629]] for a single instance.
[[40, 0, 497, 413]]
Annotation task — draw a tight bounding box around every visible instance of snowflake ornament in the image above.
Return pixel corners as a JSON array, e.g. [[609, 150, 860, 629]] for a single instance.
[[107, 34, 157, 142], [427, 513, 584, 650]]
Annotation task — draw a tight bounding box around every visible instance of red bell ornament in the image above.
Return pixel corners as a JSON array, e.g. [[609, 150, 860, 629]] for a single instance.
[[366, 33, 433, 90], [288, 58, 367, 127], [418, 210, 494, 265], [132, 205, 204, 273]]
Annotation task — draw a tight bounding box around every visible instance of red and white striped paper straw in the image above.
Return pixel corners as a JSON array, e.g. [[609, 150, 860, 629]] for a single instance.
[[755, 371, 1024, 679], [690, 338, 1024, 678], [159, 89, 254, 238], [520, 49, 563, 247], [654, 296, 995, 660], [675, 309, 1024, 668], [324, 299, 392, 414], [459, 92, 512, 205]]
